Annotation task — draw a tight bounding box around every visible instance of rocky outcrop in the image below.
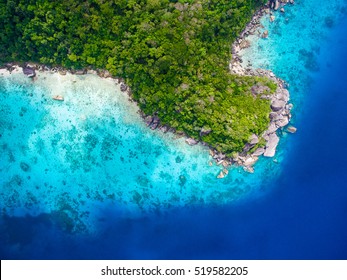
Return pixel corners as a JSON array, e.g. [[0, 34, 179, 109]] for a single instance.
[[227, 1, 297, 171], [185, 138, 199, 146], [264, 133, 279, 157], [75, 69, 86, 75], [261, 30, 269, 38], [20, 162, 30, 172], [217, 170, 225, 179], [287, 126, 297, 133], [23, 65, 36, 78], [120, 83, 128, 92]]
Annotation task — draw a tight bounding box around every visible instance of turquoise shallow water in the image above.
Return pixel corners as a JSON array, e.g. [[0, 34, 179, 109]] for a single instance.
[[1, 0, 347, 259], [1, 0, 346, 225], [240, 0, 347, 116], [0, 70, 282, 230]]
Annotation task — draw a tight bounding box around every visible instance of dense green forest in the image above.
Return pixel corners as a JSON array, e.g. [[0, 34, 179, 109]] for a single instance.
[[0, 0, 275, 156]]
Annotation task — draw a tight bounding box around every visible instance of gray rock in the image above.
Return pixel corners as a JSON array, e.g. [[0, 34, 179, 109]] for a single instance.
[[276, 89, 289, 102], [103, 70, 111, 78], [264, 133, 279, 157], [261, 30, 269, 38], [160, 125, 169, 133], [23, 66, 36, 78], [276, 116, 289, 127], [150, 122, 159, 130], [286, 103, 294, 110], [266, 123, 277, 134], [5, 63, 14, 70], [217, 170, 225, 179], [287, 126, 297, 133], [185, 138, 199, 145], [253, 147, 265, 156], [144, 116, 153, 126], [243, 143, 253, 153], [249, 134, 259, 145], [87, 70, 98, 75], [274, 0, 280, 10], [271, 100, 286, 111], [270, 112, 283, 121], [217, 152, 226, 160], [26, 63, 37, 69], [152, 116, 160, 124], [148, 116, 159, 129], [120, 83, 128, 92], [75, 69, 86, 75], [251, 85, 270, 95]]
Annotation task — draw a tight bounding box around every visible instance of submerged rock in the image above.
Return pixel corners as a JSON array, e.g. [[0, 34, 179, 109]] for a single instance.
[[20, 162, 30, 172], [144, 116, 153, 126], [243, 166, 254, 173], [243, 156, 259, 166], [217, 170, 225, 179]]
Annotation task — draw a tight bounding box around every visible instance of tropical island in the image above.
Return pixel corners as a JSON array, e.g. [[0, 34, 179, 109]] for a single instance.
[[0, 0, 294, 171]]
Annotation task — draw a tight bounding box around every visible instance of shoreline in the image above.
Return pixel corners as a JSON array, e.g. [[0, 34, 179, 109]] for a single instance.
[[1, 2, 296, 176], [223, 0, 297, 173]]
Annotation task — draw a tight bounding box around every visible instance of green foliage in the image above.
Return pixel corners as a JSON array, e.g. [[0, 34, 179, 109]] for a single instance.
[[0, 0, 273, 154]]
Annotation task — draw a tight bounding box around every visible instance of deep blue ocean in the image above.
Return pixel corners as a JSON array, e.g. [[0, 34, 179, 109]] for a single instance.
[[1, 0, 347, 259]]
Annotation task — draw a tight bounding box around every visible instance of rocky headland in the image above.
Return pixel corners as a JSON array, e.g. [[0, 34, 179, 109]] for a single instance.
[[1, 0, 297, 177], [224, 0, 297, 173]]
